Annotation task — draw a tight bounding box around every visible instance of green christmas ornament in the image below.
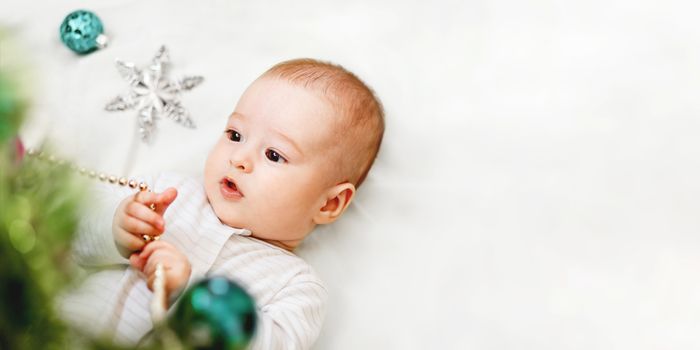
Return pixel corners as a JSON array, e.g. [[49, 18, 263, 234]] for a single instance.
[[0, 74, 23, 143], [170, 277, 257, 350], [59, 10, 108, 54]]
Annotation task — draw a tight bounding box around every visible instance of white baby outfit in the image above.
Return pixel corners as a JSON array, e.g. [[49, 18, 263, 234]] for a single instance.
[[60, 173, 327, 349]]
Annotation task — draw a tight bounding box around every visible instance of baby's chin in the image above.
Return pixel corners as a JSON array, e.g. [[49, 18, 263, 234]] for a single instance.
[[206, 196, 247, 230], [214, 207, 245, 229]]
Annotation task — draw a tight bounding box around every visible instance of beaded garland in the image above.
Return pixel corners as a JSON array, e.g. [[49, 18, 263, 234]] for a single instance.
[[25, 147, 160, 243]]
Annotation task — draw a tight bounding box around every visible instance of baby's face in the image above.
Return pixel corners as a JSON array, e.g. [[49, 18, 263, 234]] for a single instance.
[[204, 76, 339, 248]]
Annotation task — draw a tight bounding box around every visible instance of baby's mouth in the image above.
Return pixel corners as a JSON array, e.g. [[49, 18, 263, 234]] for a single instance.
[[220, 177, 244, 197]]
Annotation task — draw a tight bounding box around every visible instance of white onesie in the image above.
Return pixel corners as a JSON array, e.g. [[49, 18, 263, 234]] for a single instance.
[[60, 173, 327, 349]]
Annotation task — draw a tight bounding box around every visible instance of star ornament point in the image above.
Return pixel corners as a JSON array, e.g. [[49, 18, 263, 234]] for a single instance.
[[105, 45, 203, 143]]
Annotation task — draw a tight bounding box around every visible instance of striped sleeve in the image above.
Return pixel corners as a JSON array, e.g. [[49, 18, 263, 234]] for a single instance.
[[247, 276, 328, 350], [71, 175, 153, 267]]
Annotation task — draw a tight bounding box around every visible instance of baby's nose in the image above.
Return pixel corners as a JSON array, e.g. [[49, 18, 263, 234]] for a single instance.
[[229, 155, 253, 173]]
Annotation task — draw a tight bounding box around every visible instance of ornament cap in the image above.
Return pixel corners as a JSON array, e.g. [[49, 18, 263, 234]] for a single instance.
[[95, 33, 109, 49]]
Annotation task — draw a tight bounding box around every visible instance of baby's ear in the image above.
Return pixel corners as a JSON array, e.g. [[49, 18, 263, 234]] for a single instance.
[[313, 182, 356, 225]]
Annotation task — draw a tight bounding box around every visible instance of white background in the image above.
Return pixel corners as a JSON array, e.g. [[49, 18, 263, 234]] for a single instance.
[[2, 0, 700, 348]]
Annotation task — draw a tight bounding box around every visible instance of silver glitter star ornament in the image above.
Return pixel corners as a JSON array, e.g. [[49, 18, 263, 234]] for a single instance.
[[105, 45, 203, 142]]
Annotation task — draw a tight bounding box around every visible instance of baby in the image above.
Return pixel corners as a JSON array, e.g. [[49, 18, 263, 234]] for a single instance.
[[61, 58, 384, 349]]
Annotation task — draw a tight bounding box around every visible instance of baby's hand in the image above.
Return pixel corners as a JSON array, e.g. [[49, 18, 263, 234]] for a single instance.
[[112, 188, 178, 258], [129, 241, 192, 302]]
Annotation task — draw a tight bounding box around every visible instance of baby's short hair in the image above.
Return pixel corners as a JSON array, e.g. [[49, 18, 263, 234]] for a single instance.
[[263, 58, 385, 188]]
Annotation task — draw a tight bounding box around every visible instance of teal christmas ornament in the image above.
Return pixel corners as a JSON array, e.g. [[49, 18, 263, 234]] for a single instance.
[[59, 10, 108, 54], [169, 277, 257, 350]]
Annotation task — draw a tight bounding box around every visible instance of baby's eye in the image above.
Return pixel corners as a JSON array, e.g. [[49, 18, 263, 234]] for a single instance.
[[226, 129, 242, 142], [265, 149, 287, 164]]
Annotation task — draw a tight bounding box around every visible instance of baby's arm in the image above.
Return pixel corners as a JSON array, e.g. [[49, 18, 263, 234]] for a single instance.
[[70, 181, 140, 266], [246, 276, 328, 350], [71, 177, 176, 267]]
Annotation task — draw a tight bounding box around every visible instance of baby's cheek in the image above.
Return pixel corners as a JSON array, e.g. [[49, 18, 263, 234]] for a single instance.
[[274, 192, 312, 222]]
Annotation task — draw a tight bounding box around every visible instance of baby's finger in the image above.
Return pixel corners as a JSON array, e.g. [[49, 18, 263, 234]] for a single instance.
[[147, 273, 155, 291], [129, 252, 146, 271], [125, 202, 164, 230], [116, 228, 146, 252], [144, 250, 173, 277], [121, 216, 162, 236], [146, 271, 162, 292], [133, 191, 160, 205], [154, 188, 178, 216], [138, 240, 168, 263]]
